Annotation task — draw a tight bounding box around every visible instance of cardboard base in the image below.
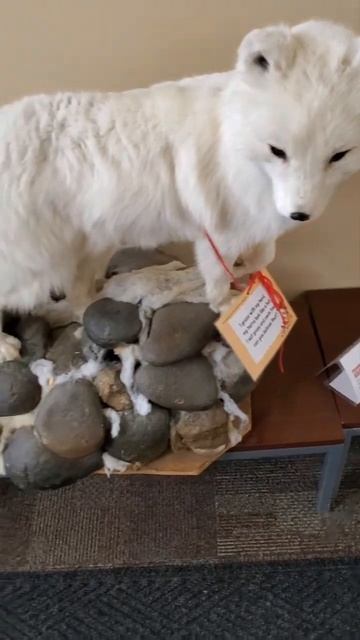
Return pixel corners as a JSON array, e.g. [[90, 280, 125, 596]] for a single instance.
[[97, 397, 251, 476]]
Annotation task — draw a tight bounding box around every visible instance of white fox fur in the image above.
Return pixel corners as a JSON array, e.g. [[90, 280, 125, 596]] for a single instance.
[[0, 19, 360, 360]]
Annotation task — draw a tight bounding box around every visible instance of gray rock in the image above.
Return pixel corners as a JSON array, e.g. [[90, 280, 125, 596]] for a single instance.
[[141, 302, 217, 365], [35, 380, 106, 458], [81, 329, 106, 361], [83, 298, 141, 348], [106, 406, 170, 463], [15, 315, 50, 362], [94, 367, 132, 411], [171, 403, 228, 452], [46, 323, 85, 374], [135, 357, 218, 411], [4, 427, 102, 490], [106, 247, 174, 278], [0, 361, 42, 416], [225, 371, 256, 403]]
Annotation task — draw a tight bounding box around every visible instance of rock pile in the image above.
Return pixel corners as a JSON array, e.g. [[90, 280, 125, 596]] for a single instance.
[[0, 249, 255, 490]]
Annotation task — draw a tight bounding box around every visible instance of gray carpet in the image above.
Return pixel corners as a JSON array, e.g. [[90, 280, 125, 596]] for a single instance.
[[2, 560, 360, 639], [2, 441, 360, 571]]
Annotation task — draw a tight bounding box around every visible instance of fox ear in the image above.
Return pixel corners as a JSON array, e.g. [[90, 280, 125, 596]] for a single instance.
[[236, 25, 295, 76]]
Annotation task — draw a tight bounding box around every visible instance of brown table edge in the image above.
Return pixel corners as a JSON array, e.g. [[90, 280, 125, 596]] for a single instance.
[[305, 289, 360, 430], [231, 292, 345, 452], [236, 435, 344, 452]]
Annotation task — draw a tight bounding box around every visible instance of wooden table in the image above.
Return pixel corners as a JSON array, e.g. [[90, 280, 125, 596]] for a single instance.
[[308, 288, 360, 502], [225, 288, 360, 512]]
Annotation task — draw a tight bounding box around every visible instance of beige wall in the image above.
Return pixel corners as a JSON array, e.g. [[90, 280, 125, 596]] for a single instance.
[[1, 0, 359, 297]]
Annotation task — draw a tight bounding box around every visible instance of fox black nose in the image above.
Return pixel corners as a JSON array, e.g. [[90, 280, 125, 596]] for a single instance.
[[290, 211, 310, 222]]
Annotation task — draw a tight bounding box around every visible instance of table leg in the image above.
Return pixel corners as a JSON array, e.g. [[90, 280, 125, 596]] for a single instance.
[[317, 443, 348, 513]]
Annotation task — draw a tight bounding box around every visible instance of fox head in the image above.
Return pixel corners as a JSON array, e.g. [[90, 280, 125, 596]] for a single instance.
[[224, 20, 360, 223]]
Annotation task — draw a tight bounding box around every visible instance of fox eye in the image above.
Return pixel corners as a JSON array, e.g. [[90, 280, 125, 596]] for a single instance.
[[269, 145, 287, 160], [329, 149, 351, 163]]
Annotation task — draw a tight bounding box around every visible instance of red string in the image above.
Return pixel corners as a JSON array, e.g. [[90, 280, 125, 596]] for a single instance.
[[246, 271, 289, 331], [278, 343, 285, 374], [204, 231, 244, 291], [246, 271, 288, 374], [205, 231, 287, 373]]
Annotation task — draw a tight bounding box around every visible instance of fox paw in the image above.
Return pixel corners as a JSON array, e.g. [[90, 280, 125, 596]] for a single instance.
[[0, 333, 21, 363]]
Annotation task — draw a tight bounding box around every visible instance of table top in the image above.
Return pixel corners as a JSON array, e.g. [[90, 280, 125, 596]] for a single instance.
[[234, 294, 344, 452], [307, 288, 360, 428]]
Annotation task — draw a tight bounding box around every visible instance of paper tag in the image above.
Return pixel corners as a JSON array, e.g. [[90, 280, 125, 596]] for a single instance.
[[325, 339, 360, 406], [216, 269, 297, 380]]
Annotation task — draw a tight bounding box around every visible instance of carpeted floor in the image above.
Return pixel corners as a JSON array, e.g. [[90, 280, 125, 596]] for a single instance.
[[2, 560, 360, 639], [1, 441, 360, 571], [2, 443, 360, 638]]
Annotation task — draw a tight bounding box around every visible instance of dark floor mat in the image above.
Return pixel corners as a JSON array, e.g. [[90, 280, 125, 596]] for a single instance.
[[2, 560, 360, 639]]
